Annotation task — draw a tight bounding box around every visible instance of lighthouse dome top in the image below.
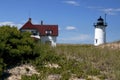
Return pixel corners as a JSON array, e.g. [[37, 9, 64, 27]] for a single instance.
[[98, 16, 103, 21], [96, 16, 104, 25]]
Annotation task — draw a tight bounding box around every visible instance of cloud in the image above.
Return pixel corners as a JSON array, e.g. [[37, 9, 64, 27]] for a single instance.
[[59, 34, 92, 43], [65, 26, 77, 30], [100, 8, 120, 15], [87, 6, 103, 9], [63, 0, 80, 6], [0, 21, 22, 29], [88, 6, 120, 15], [68, 34, 91, 41]]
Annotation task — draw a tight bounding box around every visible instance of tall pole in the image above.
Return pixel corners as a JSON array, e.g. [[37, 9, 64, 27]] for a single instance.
[[105, 13, 107, 24], [104, 14, 107, 43]]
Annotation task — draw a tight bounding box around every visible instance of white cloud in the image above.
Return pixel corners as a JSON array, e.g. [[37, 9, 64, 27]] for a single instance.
[[63, 0, 80, 6], [59, 34, 92, 43], [88, 6, 120, 15], [101, 8, 120, 15], [0, 21, 22, 29], [87, 6, 103, 9], [65, 26, 76, 30], [69, 34, 91, 41], [58, 27, 61, 31]]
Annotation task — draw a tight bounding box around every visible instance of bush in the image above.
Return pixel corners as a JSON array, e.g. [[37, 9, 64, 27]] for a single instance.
[[21, 75, 38, 80], [0, 58, 5, 77], [0, 25, 39, 66]]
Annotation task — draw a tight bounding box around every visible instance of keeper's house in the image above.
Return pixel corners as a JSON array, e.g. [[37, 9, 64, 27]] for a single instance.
[[20, 18, 58, 47]]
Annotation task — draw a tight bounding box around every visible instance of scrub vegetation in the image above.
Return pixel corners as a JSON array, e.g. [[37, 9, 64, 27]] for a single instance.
[[0, 26, 120, 80]]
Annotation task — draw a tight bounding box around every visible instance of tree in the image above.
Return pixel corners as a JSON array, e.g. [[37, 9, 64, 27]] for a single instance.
[[0, 58, 4, 78], [0, 25, 39, 66]]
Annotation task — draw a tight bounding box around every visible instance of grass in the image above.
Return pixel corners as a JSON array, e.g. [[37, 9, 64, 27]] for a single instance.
[[20, 44, 120, 80]]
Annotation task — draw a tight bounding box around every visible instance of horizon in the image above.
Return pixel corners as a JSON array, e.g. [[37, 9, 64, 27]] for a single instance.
[[0, 0, 120, 44]]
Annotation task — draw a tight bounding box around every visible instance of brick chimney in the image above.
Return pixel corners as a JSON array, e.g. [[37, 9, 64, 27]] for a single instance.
[[41, 20, 43, 25], [28, 18, 32, 22]]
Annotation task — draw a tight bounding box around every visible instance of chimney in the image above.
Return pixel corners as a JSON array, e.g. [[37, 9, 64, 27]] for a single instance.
[[41, 20, 43, 25], [28, 18, 32, 22]]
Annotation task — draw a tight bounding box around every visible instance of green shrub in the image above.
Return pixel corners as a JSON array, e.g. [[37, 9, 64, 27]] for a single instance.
[[21, 75, 38, 80], [0, 58, 5, 77], [0, 26, 40, 66]]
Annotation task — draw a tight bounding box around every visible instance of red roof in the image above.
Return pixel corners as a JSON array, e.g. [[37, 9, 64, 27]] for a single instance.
[[20, 18, 58, 36]]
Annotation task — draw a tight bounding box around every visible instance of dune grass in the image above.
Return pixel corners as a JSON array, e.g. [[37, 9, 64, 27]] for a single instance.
[[22, 44, 120, 80]]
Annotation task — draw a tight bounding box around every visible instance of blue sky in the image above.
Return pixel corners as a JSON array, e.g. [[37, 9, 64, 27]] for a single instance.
[[0, 0, 120, 44]]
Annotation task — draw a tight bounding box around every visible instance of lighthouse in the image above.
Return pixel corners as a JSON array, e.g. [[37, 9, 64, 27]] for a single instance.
[[94, 16, 107, 46]]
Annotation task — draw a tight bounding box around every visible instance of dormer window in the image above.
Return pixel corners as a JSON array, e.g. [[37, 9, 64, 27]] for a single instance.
[[45, 30, 52, 36]]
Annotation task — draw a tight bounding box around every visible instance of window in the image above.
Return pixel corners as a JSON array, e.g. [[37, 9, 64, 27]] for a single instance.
[[31, 31, 38, 35], [96, 39, 98, 43], [45, 30, 52, 36]]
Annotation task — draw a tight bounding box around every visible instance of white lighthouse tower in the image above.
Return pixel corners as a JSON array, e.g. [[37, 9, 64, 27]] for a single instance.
[[94, 16, 107, 46]]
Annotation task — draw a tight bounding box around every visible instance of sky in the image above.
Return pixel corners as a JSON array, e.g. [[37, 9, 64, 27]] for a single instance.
[[0, 0, 120, 44]]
